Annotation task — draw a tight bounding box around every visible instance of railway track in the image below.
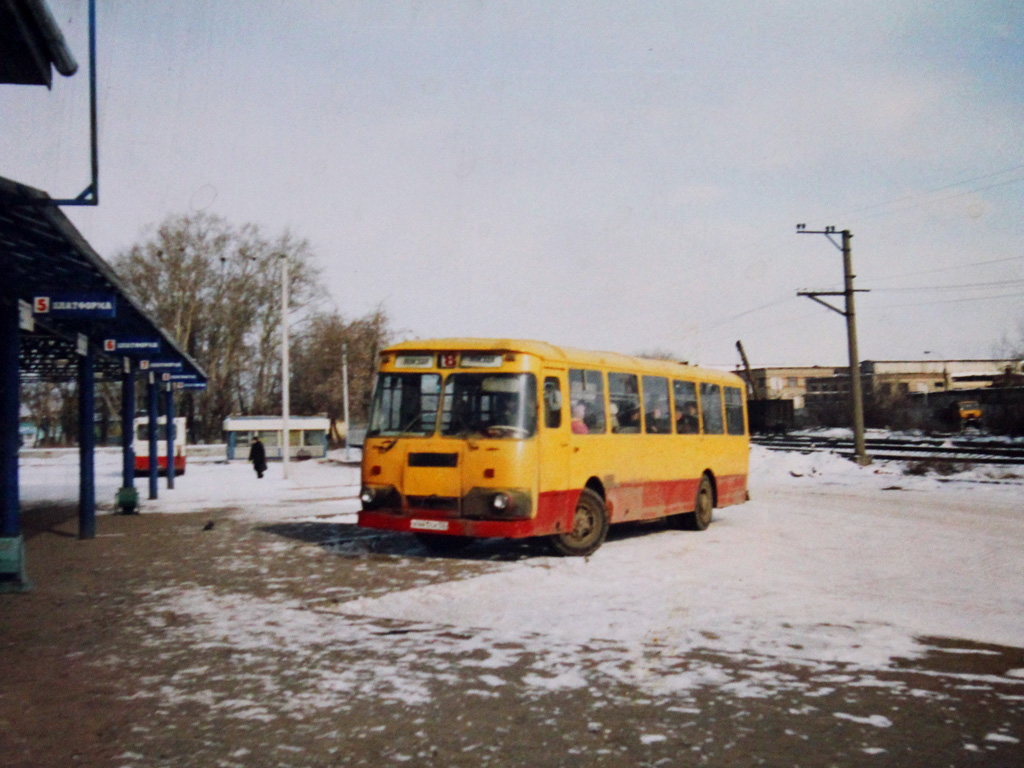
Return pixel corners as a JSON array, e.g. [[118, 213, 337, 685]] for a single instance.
[[751, 434, 1024, 465]]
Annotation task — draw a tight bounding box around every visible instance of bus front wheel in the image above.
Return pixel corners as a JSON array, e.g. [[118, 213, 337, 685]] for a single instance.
[[682, 475, 714, 531], [549, 488, 608, 557]]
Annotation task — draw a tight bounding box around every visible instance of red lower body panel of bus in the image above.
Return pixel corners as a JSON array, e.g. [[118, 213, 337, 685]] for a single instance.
[[134, 456, 186, 476]]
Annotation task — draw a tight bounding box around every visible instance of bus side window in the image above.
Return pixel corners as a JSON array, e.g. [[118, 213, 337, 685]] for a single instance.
[[609, 373, 641, 433], [673, 380, 699, 434], [642, 376, 671, 434], [700, 383, 724, 434], [724, 386, 745, 435], [543, 377, 563, 429], [568, 368, 606, 433]]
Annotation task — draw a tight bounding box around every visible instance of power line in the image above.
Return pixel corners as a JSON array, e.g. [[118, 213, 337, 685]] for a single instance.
[[872, 291, 1024, 308], [676, 294, 796, 338], [870, 255, 1024, 283], [839, 164, 1024, 220], [853, 173, 1024, 223], [872, 279, 1024, 293]]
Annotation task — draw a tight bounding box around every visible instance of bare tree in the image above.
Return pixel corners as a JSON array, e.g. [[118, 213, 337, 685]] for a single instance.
[[994, 315, 1024, 358], [20, 380, 77, 446], [290, 306, 395, 442], [112, 212, 324, 441], [636, 348, 687, 363]]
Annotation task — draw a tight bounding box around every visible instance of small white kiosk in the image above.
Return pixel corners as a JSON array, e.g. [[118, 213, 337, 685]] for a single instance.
[[223, 415, 330, 460]]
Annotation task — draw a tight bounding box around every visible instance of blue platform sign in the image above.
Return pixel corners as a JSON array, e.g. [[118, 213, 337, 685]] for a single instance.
[[175, 382, 207, 390], [34, 293, 116, 318], [139, 359, 182, 372], [104, 337, 160, 354], [168, 373, 199, 381]]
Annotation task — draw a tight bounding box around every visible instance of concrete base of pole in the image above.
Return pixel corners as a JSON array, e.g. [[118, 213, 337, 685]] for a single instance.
[[0, 535, 32, 593], [115, 486, 140, 514]]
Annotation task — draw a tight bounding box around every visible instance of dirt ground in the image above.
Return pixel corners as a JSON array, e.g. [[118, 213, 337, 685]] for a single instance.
[[2, 502, 1023, 768]]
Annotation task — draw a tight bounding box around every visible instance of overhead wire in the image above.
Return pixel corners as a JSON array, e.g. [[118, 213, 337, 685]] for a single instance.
[[869, 255, 1024, 283], [871, 279, 1024, 293], [683, 166, 1024, 356], [871, 291, 1024, 308], [838, 164, 1024, 221]]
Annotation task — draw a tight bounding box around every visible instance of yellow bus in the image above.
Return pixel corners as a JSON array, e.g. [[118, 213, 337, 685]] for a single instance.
[[359, 339, 749, 555]]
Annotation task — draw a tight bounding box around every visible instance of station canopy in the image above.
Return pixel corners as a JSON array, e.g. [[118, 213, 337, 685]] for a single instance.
[[0, 0, 78, 87], [2, 175, 207, 384]]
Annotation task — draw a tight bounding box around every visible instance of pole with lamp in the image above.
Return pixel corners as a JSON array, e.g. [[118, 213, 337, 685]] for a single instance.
[[279, 252, 290, 480], [342, 342, 351, 462]]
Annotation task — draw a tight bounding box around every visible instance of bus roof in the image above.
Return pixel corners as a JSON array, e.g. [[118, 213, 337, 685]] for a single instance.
[[384, 338, 745, 387]]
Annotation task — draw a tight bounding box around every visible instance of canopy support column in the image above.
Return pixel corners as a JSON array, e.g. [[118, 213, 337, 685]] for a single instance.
[[165, 383, 175, 490], [78, 345, 96, 540], [116, 360, 138, 513], [147, 373, 159, 500], [0, 299, 30, 591]]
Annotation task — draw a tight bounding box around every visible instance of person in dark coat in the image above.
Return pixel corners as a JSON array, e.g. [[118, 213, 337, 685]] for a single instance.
[[249, 436, 267, 479]]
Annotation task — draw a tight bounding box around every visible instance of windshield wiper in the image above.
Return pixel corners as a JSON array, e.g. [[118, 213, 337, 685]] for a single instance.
[[379, 413, 428, 452]]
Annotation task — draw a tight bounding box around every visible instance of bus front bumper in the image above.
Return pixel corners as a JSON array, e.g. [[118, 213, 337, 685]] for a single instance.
[[358, 486, 579, 539], [358, 510, 539, 539]]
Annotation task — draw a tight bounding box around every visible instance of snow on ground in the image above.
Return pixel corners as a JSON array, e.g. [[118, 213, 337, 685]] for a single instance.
[[18, 443, 1024, 699], [333, 451, 1023, 668], [18, 447, 364, 521]]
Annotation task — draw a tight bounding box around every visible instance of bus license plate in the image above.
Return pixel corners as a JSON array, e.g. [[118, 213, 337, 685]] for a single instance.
[[410, 519, 449, 532]]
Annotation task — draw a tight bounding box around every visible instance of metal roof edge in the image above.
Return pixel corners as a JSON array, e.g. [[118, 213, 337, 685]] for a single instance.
[[22, 0, 78, 76], [1, 176, 207, 380]]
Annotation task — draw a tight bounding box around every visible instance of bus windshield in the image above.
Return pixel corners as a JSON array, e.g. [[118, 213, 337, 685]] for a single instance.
[[367, 373, 442, 437], [440, 373, 537, 439]]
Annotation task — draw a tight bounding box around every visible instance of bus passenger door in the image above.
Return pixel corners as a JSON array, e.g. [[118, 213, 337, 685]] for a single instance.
[[537, 371, 571, 532]]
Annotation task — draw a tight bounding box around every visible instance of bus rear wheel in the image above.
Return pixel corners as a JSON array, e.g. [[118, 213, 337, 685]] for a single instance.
[[682, 475, 714, 531], [549, 488, 608, 557]]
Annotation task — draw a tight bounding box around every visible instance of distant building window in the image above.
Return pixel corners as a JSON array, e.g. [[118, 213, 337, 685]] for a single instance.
[[786, 377, 798, 387]]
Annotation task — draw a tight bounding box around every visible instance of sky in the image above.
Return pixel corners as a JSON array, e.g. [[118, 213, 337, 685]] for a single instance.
[[4, 1, 1024, 368]]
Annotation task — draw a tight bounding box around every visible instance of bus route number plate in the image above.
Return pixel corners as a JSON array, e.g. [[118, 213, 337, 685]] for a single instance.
[[410, 519, 449, 532]]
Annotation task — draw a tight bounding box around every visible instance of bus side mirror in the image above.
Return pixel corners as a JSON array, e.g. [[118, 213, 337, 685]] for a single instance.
[[545, 388, 562, 412]]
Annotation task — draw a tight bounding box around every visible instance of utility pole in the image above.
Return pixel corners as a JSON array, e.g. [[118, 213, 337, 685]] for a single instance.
[[342, 342, 351, 462], [796, 224, 871, 465], [280, 252, 290, 480]]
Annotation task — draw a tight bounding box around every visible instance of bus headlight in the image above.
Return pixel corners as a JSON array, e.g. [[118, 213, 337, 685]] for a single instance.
[[360, 485, 400, 511], [462, 488, 531, 519]]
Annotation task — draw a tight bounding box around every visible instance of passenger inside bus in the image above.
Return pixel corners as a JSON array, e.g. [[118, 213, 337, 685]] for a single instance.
[[571, 402, 589, 434], [676, 403, 699, 434], [609, 373, 642, 433], [646, 408, 671, 433], [497, 395, 519, 427]]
